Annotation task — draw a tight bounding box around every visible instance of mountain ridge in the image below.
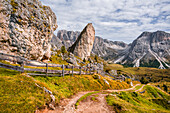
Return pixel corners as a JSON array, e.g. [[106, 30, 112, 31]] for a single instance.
[[51, 30, 170, 68], [114, 30, 170, 69]]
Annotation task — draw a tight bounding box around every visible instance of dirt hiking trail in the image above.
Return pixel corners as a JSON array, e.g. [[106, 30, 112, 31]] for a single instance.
[[37, 84, 140, 113]]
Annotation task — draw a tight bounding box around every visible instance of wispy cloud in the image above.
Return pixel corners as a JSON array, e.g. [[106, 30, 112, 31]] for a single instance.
[[40, 0, 170, 43]]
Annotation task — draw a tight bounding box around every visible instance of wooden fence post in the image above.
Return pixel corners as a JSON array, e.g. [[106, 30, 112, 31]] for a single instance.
[[62, 64, 64, 77], [90, 67, 91, 75], [21, 61, 24, 73], [46, 63, 48, 76], [72, 66, 74, 77], [80, 67, 82, 75], [86, 66, 88, 75]]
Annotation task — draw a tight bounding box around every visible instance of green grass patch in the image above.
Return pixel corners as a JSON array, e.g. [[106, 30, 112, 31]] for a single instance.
[[135, 84, 143, 90], [75, 91, 100, 108], [144, 85, 170, 100]]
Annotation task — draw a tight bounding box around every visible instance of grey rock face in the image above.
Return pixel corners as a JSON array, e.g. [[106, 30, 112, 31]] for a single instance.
[[0, 0, 57, 60], [68, 23, 95, 59], [57, 30, 80, 49], [92, 36, 128, 60], [51, 34, 63, 51], [114, 31, 170, 68]]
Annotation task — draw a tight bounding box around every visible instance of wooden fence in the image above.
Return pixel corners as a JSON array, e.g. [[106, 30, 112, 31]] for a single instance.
[[0, 53, 103, 77]]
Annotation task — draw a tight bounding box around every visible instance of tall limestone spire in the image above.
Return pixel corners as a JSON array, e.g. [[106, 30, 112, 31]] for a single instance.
[[68, 23, 95, 59]]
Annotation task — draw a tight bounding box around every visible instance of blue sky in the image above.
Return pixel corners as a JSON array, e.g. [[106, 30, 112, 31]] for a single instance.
[[40, 0, 170, 43]]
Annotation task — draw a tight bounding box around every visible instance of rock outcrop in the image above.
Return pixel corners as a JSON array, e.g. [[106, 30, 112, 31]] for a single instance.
[[114, 31, 170, 69], [68, 23, 95, 59], [0, 0, 57, 60]]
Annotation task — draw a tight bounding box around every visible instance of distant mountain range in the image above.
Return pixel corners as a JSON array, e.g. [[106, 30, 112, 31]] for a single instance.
[[114, 31, 170, 69], [51, 30, 170, 69]]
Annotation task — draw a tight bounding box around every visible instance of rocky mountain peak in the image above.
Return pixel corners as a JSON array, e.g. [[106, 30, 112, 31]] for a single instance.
[[68, 23, 95, 59], [138, 31, 170, 40], [0, 0, 57, 60]]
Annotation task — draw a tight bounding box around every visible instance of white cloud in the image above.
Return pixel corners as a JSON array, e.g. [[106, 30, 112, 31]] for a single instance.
[[40, 0, 170, 43]]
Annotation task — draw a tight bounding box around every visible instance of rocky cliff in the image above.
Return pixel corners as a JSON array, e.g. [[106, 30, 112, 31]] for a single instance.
[[114, 31, 170, 69], [68, 23, 95, 59], [0, 0, 57, 60]]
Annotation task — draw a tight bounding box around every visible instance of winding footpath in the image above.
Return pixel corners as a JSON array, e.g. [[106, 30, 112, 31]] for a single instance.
[[62, 84, 140, 113], [135, 84, 145, 92]]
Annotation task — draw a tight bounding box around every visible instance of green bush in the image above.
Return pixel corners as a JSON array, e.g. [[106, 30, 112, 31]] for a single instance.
[[61, 46, 67, 54]]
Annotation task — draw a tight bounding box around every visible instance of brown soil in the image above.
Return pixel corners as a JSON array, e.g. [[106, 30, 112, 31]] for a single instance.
[[75, 93, 115, 113]]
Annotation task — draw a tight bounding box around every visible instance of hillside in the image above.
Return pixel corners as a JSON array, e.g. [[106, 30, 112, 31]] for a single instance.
[[104, 63, 170, 83], [0, 67, 132, 112]]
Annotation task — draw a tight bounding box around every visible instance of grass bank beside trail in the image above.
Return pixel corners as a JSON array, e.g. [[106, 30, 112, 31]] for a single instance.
[[106, 85, 170, 113], [0, 68, 51, 113], [0, 68, 133, 112]]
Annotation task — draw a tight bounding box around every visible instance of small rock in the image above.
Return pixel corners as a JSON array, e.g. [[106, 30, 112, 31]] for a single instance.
[[66, 58, 78, 66], [49, 103, 55, 110], [103, 79, 109, 85]]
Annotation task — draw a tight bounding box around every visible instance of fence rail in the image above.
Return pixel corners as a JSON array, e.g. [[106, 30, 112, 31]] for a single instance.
[[0, 53, 99, 77]]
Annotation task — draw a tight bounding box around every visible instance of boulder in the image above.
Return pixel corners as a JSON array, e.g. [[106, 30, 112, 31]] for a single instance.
[[66, 58, 78, 66]]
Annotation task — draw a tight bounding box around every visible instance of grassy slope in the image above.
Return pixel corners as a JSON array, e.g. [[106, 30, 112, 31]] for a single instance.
[[0, 67, 131, 112], [33, 74, 131, 103], [106, 85, 170, 113]]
